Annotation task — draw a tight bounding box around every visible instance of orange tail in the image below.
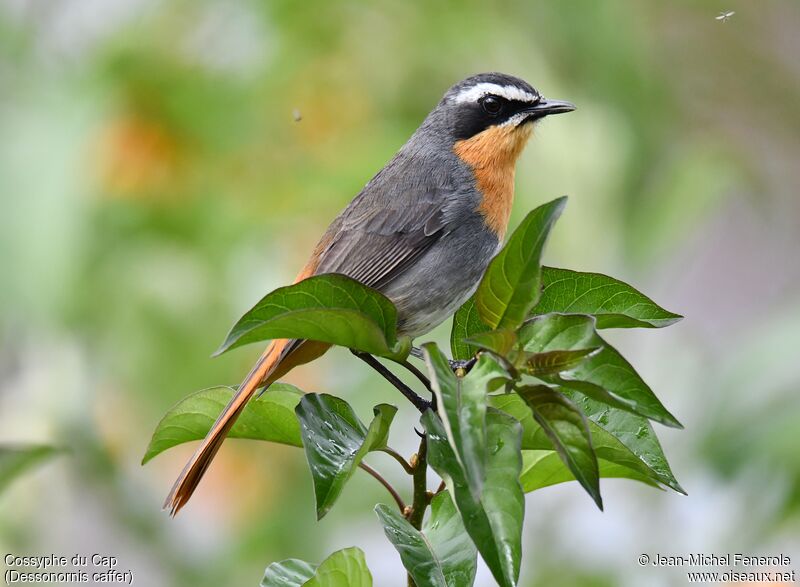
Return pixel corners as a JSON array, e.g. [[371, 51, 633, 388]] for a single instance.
[[164, 339, 290, 515], [165, 259, 332, 515], [164, 337, 331, 515]]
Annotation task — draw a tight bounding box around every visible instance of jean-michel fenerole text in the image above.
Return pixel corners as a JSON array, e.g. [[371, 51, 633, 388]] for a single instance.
[[649, 553, 792, 568]]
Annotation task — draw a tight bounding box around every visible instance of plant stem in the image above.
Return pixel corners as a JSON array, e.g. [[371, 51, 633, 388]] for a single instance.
[[406, 435, 429, 587], [379, 447, 415, 475], [406, 435, 428, 530], [358, 462, 405, 511], [351, 350, 431, 412]]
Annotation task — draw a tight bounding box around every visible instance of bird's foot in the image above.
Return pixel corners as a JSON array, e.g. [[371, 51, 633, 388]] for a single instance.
[[449, 357, 477, 374]]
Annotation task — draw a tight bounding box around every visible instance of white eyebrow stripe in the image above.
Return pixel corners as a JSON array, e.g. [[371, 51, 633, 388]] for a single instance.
[[452, 83, 539, 104]]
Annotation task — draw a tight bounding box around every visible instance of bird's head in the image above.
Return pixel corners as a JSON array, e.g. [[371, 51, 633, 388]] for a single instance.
[[432, 72, 574, 164], [409, 73, 574, 238]]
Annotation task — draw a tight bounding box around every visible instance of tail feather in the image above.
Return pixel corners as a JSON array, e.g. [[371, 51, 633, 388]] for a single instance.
[[164, 339, 290, 516], [165, 264, 330, 515]]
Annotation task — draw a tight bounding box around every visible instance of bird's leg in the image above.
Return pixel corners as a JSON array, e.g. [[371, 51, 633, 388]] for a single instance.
[[397, 360, 432, 392], [449, 357, 477, 374], [410, 344, 476, 374], [397, 359, 436, 412], [351, 350, 432, 412]]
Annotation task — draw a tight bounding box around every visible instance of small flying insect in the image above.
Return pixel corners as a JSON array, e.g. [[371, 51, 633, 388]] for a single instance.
[[716, 11, 735, 22], [292, 108, 302, 122]]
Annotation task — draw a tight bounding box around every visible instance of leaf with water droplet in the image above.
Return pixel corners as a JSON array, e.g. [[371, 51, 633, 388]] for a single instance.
[[423, 408, 524, 587], [261, 558, 317, 586], [423, 344, 508, 501], [519, 450, 661, 493], [375, 492, 476, 587], [262, 547, 373, 587], [563, 392, 685, 495], [490, 393, 683, 494], [518, 313, 682, 428], [515, 385, 602, 509], [296, 394, 397, 519]]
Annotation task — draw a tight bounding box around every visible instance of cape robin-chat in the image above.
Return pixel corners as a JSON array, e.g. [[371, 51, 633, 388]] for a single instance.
[[166, 72, 575, 514]]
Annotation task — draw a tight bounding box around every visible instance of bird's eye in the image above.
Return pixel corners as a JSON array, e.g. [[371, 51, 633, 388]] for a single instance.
[[480, 95, 503, 116]]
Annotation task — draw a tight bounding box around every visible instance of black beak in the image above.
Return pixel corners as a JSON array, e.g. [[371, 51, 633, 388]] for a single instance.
[[524, 98, 576, 121]]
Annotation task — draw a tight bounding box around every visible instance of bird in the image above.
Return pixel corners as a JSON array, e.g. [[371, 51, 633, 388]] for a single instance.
[[165, 72, 575, 514]]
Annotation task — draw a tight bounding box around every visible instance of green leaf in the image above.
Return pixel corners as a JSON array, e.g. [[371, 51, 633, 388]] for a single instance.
[[363, 404, 395, 451], [516, 385, 602, 509], [518, 313, 682, 428], [261, 559, 317, 587], [304, 548, 372, 587], [519, 450, 660, 492], [463, 329, 518, 357], [296, 394, 397, 519], [422, 492, 478, 586], [533, 267, 683, 328], [0, 445, 59, 494], [525, 348, 600, 376], [375, 492, 477, 587], [567, 394, 686, 495], [142, 384, 304, 464], [475, 197, 566, 331], [423, 345, 507, 499], [261, 548, 372, 587], [375, 505, 447, 587], [423, 409, 524, 587], [450, 298, 489, 361], [490, 393, 683, 493], [215, 274, 410, 360]]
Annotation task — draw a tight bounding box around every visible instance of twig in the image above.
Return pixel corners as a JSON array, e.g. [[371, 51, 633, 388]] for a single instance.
[[358, 462, 405, 511], [379, 447, 415, 475], [351, 350, 431, 412]]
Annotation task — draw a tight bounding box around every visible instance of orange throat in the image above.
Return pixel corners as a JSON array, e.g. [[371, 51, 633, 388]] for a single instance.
[[453, 124, 533, 239]]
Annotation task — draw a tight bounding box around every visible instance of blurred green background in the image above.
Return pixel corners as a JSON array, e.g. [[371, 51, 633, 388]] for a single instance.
[[1, 0, 799, 585]]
